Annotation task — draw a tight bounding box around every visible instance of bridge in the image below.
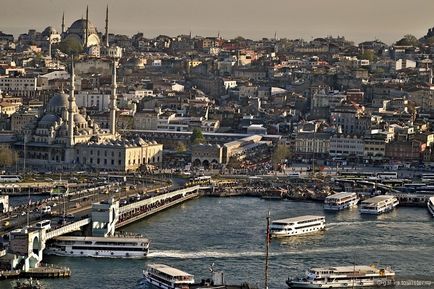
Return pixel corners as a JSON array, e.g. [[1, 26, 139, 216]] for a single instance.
[[45, 218, 91, 240], [4, 185, 207, 272], [117, 186, 201, 228], [122, 129, 282, 146]]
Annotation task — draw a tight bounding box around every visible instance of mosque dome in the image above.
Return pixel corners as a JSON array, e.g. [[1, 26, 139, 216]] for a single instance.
[[68, 19, 98, 35], [38, 113, 61, 128], [42, 26, 58, 37], [46, 92, 78, 114], [74, 113, 88, 127]]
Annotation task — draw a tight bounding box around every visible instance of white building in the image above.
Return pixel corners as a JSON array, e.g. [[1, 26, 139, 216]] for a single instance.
[[76, 91, 111, 111], [223, 79, 237, 90], [329, 135, 364, 157], [395, 59, 416, 71], [247, 124, 267, 135], [0, 77, 38, 96]]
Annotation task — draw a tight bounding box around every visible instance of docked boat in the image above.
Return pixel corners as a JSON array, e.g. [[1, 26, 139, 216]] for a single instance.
[[144, 263, 195, 289], [359, 195, 399, 215], [45, 233, 149, 258], [269, 215, 325, 238], [427, 196, 434, 217], [286, 265, 395, 288], [143, 264, 257, 289], [324, 192, 359, 211]]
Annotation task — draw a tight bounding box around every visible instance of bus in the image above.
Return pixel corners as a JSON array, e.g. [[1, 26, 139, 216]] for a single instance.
[[187, 176, 211, 186], [421, 174, 434, 183], [337, 171, 375, 179], [376, 172, 398, 180], [108, 175, 127, 183], [288, 172, 301, 178], [34, 220, 51, 230], [0, 175, 22, 183]]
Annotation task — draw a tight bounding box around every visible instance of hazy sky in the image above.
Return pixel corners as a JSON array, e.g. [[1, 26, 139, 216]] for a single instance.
[[1, 0, 434, 44]]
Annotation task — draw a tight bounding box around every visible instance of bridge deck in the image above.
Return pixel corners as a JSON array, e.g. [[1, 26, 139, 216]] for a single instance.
[[46, 218, 91, 240]]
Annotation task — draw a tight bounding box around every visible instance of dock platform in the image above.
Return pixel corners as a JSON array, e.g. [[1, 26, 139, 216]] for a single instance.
[[23, 265, 71, 278]]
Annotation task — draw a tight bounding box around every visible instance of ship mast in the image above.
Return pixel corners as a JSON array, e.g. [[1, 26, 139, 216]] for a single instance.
[[264, 211, 270, 289]]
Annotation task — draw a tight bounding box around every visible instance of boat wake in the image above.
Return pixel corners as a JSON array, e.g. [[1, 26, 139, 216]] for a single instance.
[[147, 250, 264, 259], [326, 220, 430, 228], [148, 244, 430, 259]]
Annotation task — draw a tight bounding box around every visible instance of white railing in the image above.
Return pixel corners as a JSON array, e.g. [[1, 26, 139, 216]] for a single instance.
[[45, 218, 91, 240]]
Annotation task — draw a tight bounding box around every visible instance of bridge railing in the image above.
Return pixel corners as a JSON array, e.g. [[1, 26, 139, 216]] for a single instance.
[[45, 218, 91, 240], [119, 186, 200, 213]]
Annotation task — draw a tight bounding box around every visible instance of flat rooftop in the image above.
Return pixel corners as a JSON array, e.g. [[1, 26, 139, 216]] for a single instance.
[[272, 215, 325, 224], [147, 264, 193, 277]]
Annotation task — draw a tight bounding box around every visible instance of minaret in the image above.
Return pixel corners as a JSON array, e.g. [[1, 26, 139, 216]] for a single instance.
[[68, 57, 75, 147], [109, 58, 117, 135], [105, 5, 109, 47], [48, 36, 52, 59], [61, 12, 65, 34], [430, 67, 433, 85], [85, 5, 89, 47]]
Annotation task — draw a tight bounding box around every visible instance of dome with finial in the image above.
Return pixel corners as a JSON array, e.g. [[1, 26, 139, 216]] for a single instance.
[[42, 26, 58, 37], [68, 19, 98, 35], [46, 92, 77, 114]]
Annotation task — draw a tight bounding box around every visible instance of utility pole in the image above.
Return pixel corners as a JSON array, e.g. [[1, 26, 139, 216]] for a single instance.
[[264, 211, 270, 289]]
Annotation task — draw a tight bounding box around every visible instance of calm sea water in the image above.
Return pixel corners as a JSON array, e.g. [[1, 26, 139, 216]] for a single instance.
[[1, 197, 433, 289]]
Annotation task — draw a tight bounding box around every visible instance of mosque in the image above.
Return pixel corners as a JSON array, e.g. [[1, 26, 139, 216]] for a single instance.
[[60, 6, 110, 55], [16, 48, 163, 172]]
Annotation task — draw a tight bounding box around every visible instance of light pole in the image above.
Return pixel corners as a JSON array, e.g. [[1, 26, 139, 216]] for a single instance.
[[23, 134, 27, 175]]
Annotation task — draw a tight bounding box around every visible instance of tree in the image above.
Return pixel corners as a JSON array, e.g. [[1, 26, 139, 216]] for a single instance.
[[396, 34, 419, 46], [271, 144, 290, 170], [190, 128, 205, 145], [175, 141, 187, 153], [426, 36, 434, 46], [58, 38, 83, 55], [359, 50, 376, 62], [0, 147, 17, 168]]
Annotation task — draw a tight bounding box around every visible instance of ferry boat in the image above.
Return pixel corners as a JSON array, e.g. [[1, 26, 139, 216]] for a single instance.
[[324, 192, 359, 211], [359, 195, 399, 215], [286, 265, 395, 288], [427, 196, 434, 217], [144, 263, 195, 289], [45, 233, 149, 258], [269, 215, 325, 238]]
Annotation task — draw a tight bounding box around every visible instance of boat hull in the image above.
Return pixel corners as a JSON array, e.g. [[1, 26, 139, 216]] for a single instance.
[[271, 225, 325, 238], [428, 203, 434, 217], [360, 202, 399, 215], [324, 199, 359, 211], [45, 248, 148, 258], [287, 279, 395, 288], [143, 272, 194, 289]]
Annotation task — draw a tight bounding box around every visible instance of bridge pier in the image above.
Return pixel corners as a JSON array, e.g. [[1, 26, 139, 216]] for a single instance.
[[8, 228, 46, 271], [0, 195, 9, 213], [91, 198, 119, 237]]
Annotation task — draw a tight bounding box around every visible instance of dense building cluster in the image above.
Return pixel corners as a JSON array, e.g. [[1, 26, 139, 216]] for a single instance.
[[1, 7, 434, 171]]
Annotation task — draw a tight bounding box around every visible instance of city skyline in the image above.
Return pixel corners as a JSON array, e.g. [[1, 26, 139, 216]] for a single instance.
[[1, 0, 434, 44]]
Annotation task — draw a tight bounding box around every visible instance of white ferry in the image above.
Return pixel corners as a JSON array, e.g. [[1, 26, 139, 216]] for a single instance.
[[287, 265, 395, 288], [427, 196, 434, 217], [359, 195, 399, 215], [270, 215, 325, 238], [324, 192, 359, 211], [45, 234, 149, 258], [144, 263, 195, 289]]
